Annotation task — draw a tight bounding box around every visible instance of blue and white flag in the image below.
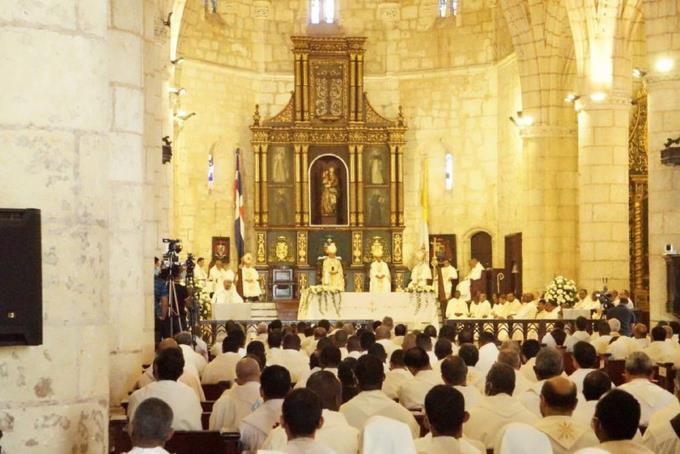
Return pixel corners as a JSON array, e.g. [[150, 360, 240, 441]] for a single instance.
[[233, 149, 245, 260]]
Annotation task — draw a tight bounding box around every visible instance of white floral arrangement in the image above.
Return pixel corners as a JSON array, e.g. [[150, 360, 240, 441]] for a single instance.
[[405, 282, 435, 293], [299, 286, 343, 317], [195, 284, 213, 320], [545, 275, 578, 307]]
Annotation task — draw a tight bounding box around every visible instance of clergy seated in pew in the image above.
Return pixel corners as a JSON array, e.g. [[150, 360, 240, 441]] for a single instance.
[[209, 357, 262, 432]]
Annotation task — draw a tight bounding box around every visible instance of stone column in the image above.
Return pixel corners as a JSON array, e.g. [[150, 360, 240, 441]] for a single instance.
[[575, 96, 631, 291], [644, 0, 680, 321], [519, 126, 578, 292], [0, 1, 111, 452]]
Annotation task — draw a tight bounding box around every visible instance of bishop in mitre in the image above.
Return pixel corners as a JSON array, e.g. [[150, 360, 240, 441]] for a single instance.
[[369, 244, 391, 293], [212, 270, 244, 305], [240, 253, 261, 301], [456, 258, 484, 301], [409, 247, 432, 287], [322, 242, 345, 291]]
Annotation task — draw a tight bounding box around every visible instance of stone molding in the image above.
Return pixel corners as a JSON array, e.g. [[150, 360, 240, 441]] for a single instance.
[[574, 95, 631, 112], [519, 124, 577, 138]]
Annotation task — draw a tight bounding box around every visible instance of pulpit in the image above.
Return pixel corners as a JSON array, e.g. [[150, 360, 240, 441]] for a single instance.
[[250, 36, 409, 301]]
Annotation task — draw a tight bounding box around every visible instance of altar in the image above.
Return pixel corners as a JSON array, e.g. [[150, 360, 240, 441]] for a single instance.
[[297, 291, 439, 327]]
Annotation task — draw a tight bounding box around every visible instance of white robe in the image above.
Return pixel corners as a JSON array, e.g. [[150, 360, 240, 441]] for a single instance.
[[370, 261, 391, 293], [208, 381, 262, 431], [515, 302, 537, 319], [278, 438, 336, 454], [533, 415, 599, 454], [262, 410, 360, 454], [464, 393, 539, 449], [124, 448, 171, 454], [398, 369, 442, 410], [238, 398, 284, 452], [476, 343, 499, 377], [564, 330, 591, 352], [268, 348, 310, 384], [469, 301, 492, 318], [212, 286, 244, 305], [568, 368, 599, 397], [194, 265, 208, 288], [446, 298, 469, 319], [409, 262, 432, 286], [127, 380, 202, 431], [208, 266, 229, 293], [383, 368, 413, 400], [439, 265, 458, 299], [201, 351, 242, 384], [136, 366, 205, 402], [642, 404, 680, 454], [454, 384, 483, 411], [618, 378, 680, 426], [340, 390, 420, 438], [179, 344, 207, 377], [597, 440, 654, 454], [241, 266, 261, 298], [414, 435, 483, 454]]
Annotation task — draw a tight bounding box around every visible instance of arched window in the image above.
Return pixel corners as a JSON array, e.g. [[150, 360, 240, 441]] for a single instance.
[[438, 0, 447, 17], [450, 0, 459, 16], [445, 153, 454, 190], [438, 0, 459, 18], [311, 0, 335, 24]]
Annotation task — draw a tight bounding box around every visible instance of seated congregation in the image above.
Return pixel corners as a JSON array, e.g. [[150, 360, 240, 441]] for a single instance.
[[115, 317, 680, 454]]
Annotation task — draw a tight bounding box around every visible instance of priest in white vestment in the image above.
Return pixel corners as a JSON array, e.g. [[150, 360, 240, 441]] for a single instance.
[[446, 290, 469, 319], [127, 347, 202, 431], [438, 258, 458, 300], [398, 347, 442, 410], [572, 369, 613, 428], [209, 357, 262, 432], [533, 377, 599, 453], [535, 300, 560, 319], [262, 371, 360, 454], [618, 351, 680, 427], [369, 248, 391, 293], [641, 403, 680, 454], [125, 398, 174, 454], [321, 242, 345, 291], [505, 293, 523, 316], [464, 363, 539, 449], [208, 259, 229, 293], [469, 293, 492, 319], [441, 356, 483, 411], [340, 355, 420, 438], [568, 341, 600, 396], [383, 351, 413, 400], [212, 270, 244, 305], [476, 332, 499, 378], [201, 330, 245, 384], [591, 388, 655, 454], [519, 347, 564, 416], [239, 365, 291, 452], [193, 257, 208, 288], [239, 253, 262, 301], [409, 248, 432, 287], [456, 258, 484, 301]]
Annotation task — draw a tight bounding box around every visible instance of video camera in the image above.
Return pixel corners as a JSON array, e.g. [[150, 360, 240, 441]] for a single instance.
[[162, 238, 183, 277]]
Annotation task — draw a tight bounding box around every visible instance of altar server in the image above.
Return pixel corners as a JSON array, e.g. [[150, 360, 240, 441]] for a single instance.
[[439, 258, 458, 299], [240, 253, 262, 301], [212, 270, 244, 305], [193, 257, 208, 288], [369, 247, 391, 293], [322, 242, 345, 291], [409, 248, 432, 287]]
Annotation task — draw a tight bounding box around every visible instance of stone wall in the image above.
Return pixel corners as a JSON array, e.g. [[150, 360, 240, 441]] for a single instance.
[[0, 0, 171, 451]]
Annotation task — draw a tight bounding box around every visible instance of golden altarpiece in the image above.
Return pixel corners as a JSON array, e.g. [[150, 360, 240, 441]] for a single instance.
[[250, 36, 408, 300]]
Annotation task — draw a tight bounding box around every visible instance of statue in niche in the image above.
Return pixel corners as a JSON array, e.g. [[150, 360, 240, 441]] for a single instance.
[[271, 189, 289, 225], [369, 152, 384, 184], [271, 148, 289, 183], [321, 165, 339, 216], [310, 155, 347, 225], [367, 191, 387, 225]]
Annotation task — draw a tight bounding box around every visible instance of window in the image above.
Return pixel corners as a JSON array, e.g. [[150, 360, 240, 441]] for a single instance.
[[445, 153, 454, 191], [311, 0, 335, 24], [438, 0, 459, 18]]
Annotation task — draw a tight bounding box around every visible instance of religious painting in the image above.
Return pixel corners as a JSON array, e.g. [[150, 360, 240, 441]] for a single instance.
[[363, 146, 389, 185], [310, 61, 347, 122], [429, 234, 457, 266], [364, 188, 389, 226], [268, 187, 294, 226], [211, 237, 230, 264], [267, 231, 296, 264], [268, 145, 293, 184], [309, 154, 349, 225]]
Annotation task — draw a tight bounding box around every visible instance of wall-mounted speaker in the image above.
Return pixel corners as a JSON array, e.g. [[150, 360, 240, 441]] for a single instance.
[[0, 209, 42, 346]]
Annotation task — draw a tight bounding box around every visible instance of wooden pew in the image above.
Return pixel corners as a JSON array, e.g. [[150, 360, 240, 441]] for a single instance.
[[560, 349, 576, 375], [201, 400, 215, 412], [653, 362, 676, 394], [109, 418, 241, 454], [602, 357, 626, 386], [202, 412, 211, 430], [202, 381, 231, 401], [411, 412, 428, 438]]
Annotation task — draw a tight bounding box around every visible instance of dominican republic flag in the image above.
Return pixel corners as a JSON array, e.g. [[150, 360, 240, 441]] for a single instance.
[[234, 148, 245, 260]]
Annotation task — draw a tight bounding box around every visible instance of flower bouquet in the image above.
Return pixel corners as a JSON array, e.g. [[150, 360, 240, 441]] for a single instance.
[[300, 285, 343, 317], [545, 275, 578, 308], [405, 282, 435, 314]]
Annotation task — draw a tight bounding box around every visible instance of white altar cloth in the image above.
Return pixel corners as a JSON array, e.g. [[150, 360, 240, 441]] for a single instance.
[[298, 291, 439, 326]]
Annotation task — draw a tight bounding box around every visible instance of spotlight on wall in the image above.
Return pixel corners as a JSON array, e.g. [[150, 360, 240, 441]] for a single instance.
[[163, 12, 173, 27], [162, 136, 172, 164], [590, 91, 607, 102], [655, 57, 674, 73], [170, 87, 187, 96], [174, 111, 196, 122], [564, 93, 581, 103], [170, 57, 185, 65], [632, 67, 647, 78], [509, 111, 534, 128]]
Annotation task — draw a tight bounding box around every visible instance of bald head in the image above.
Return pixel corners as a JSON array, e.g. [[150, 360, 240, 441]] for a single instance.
[[375, 326, 391, 340], [540, 376, 577, 416], [235, 357, 261, 385], [157, 338, 178, 352], [402, 333, 417, 351]]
